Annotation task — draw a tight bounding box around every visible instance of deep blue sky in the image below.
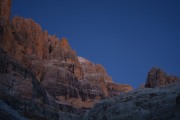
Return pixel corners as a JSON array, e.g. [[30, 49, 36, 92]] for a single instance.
[[11, 0, 180, 88]]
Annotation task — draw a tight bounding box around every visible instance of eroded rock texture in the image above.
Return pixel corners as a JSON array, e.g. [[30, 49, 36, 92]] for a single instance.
[[0, 0, 132, 110], [78, 56, 133, 97], [0, 47, 85, 120], [1, 0, 180, 120], [145, 67, 180, 88], [0, 0, 11, 26], [84, 83, 180, 120]]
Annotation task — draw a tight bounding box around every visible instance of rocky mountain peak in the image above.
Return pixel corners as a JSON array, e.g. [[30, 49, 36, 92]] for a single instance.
[[1, 0, 180, 119], [0, 0, 134, 119], [0, 0, 133, 111], [60, 37, 71, 50], [78, 56, 112, 82], [145, 67, 180, 88]]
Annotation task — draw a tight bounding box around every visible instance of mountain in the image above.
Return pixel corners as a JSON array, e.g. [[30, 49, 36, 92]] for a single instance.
[[84, 68, 180, 120], [0, 0, 133, 119], [145, 67, 180, 88], [84, 82, 180, 120], [1, 0, 180, 120]]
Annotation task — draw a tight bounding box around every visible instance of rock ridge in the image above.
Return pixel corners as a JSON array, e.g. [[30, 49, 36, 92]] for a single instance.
[[145, 67, 180, 88], [0, 0, 132, 117]]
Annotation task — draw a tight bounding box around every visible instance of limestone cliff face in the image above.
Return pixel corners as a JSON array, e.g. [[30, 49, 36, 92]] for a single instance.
[[1, 1, 180, 120], [0, 47, 84, 120], [78, 57, 133, 97], [0, 0, 132, 116], [84, 83, 180, 120], [0, 0, 15, 64], [145, 67, 180, 88], [78, 56, 112, 82], [106, 82, 133, 96], [0, 15, 83, 80], [0, 0, 11, 26]]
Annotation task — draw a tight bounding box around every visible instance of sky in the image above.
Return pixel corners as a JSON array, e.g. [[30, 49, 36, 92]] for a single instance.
[[11, 0, 180, 88]]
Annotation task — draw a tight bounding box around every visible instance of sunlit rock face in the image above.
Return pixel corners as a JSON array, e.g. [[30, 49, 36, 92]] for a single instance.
[[106, 82, 133, 96], [78, 56, 133, 97], [1, 15, 84, 80], [0, 0, 133, 119], [0, 0, 11, 26], [78, 56, 112, 82], [145, 67, 180, 88], [1, 0, 180, 120], [0, 0, 132, 109]]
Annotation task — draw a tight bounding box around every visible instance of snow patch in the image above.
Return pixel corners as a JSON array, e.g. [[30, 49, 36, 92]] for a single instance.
[[78, 56, 88, 63]]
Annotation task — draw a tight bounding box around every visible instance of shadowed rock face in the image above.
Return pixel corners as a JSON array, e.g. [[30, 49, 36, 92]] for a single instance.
[[0, 48, 48, 102], [145, 67, 180, 88], [0, 46, 86, 120], [84, 83, 180, 120], [176, 93, 180, 105], [0, 47, 52, 119]]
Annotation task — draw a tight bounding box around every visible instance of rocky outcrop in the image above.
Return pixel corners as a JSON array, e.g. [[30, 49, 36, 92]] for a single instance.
[[0, 47, 49, 119], [78, 56, 112, 82], [84, 83, 180, 120], [145, 67, 180, 88], [0, 47, 48, 102], [0, 0, 133, 119], [0, 12, 108, 109], [0, 0, 15, 56], [78, 56, 133, 97], [106, 82, 133, 96], [40, 59, 103, 108], [0, 0, 132, 110], [1, 1, 180, 120], [0, 0, 11, 26], [0, 47, 84, 120], [1, 15, 83, 80]]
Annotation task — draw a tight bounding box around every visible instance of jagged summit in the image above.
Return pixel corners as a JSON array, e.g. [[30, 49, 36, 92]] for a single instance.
[[1, 0, 179, 120], [145, 67, 180, 88], [0, 0, 133, 119], [78, 56, 112, 82], [60, 37, 71, 50]]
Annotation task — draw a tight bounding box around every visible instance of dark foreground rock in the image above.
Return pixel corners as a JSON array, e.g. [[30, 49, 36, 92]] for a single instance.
[[84, 83, 180, 120]]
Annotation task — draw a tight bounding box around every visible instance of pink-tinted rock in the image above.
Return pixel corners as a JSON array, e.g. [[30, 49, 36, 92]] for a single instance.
[[78, 56, 133, 97], [145, 67, 180, 88], [78, 56, 112, 82], [0, 0, 11, 26], [0, 0, 134, 119], [106, 82, 133, 96], [0, 0, 132, 110], [12, 16, 46, 60]]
